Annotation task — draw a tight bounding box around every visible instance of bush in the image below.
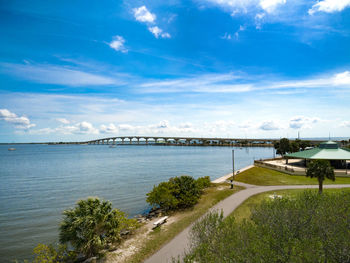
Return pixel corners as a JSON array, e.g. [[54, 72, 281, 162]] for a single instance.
[[184, 191, 350, 262], [146, 181, 179, 211], [59, 197, 137, 258], [147, 175, 211, 211], [170, 176, 201, 208], [196, 176, 211, 191], [15, 244, 76, 263]]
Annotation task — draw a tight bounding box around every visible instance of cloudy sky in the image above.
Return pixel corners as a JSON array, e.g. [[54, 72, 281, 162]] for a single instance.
[[0, 0, 350, 142]]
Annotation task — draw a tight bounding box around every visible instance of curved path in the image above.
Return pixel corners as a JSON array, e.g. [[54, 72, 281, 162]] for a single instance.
[[144, 181, 350, 263]]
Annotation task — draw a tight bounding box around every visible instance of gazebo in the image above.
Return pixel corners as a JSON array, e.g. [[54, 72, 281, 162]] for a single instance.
[[285, 141, 350, 170]]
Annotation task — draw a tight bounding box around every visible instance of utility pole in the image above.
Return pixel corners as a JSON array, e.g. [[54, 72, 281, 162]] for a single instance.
[[231, 149, 234, 189]]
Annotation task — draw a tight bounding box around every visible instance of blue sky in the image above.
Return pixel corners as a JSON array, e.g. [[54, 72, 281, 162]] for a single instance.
[[0, 0, 350, 142]]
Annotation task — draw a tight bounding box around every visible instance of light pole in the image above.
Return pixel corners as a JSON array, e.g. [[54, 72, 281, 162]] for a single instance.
[[231, 149, 234, 189]]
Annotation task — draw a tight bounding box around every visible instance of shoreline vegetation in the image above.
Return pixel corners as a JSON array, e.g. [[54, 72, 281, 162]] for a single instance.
[[18, 162, 350, 263], [19, 173, 243, 263]]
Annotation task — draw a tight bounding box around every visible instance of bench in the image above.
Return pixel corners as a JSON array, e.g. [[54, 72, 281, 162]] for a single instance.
[[152, 216, 169, 229]]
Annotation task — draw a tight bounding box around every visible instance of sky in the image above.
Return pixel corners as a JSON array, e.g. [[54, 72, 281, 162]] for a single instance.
[[0, 0, 350, 142]]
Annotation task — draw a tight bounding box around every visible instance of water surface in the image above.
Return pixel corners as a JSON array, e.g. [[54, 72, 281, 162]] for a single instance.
[[0, 144, 275, 262]]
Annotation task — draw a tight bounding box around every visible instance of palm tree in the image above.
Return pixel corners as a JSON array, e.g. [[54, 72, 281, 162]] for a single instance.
[[306, 160, 335, 194], [59, 198, 136, 258]]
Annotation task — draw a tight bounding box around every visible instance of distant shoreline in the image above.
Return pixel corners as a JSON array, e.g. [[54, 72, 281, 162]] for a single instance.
[[0, 142, 275, 147], [1, 137, 348, 145]]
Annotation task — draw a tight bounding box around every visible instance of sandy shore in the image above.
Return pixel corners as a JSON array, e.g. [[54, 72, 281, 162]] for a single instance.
[[212, 165, 254, 183]]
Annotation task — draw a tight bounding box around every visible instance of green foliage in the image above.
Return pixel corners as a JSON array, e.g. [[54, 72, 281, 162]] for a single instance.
[[274, 138, 290, 155], [307, 160, 335, 193], [15, 244, 76, 263], [290, 141, 300, 153], [59, 197, 137, 258], [146, 175, 211, 211], [146, 181, 179, 210], [274, 138, 312, 155], [196, 176, 211, 191], [32, 243, 76, 263], [299, 140, 311, 150], [184, 191, 350, 263], [170, 176, 200, 208]]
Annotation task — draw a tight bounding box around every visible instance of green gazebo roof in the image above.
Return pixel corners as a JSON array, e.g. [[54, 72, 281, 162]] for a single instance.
[[286, 141, 350, 160]]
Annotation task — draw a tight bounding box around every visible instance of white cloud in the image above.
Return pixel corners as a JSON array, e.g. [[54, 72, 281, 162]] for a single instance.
[[179, 122, 193, 129], [333, 71, 350, 85], [31, 121, 99, 135], [135, 69, 350, 95], [109, 36, 128, 53], [203, 0, 286, 14], [100, 123, 118, 134], [204, 120, 236, 134], [239, 121, 254, 129], [234, 25, 246, 38], [309, 0, 350, 15], [221, 32, 232, 39], [118, 124, 136, 132], [133, 6, 156, 23], [254, 12, 266, 29], [148, 26, 171, 38], [76, 121, 98, 134], [289, 116, 320, 129], [340, 121, 350, 128], [260, 0, 286, 13], [259, 120, 281, 130], [0, 109, 35, 129], [56, 118, 70, 124], [139, 73, 251, 93], [0, 63, 117, 86], [99, 121, 197, 136]]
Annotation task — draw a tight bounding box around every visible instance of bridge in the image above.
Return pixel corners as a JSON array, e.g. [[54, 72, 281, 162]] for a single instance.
[[81, 136, 325, 146]]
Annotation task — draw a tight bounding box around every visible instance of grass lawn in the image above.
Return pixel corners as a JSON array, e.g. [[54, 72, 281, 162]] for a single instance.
[[234, 166, 350, 186], [231, 188, 350, 222], [113, 183, 244, 263]]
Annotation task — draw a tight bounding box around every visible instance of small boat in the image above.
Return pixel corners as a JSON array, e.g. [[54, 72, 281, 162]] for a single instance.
[[109, 145, 117, 148], [8, 148, 16, 151]]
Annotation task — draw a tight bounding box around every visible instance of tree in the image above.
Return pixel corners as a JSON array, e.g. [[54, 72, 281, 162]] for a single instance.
[[169, 176, 201, 208], [306, 160, 335, 193], [59, 198, 137, 258], [196, 176, 211, 191], [274, 138, 290, 155], [146, 181, 179, 210], [31, 243, 76, 263], [146, 175, 207, 211], [290, 141, 300, 153], [300, 140, 311, 150]]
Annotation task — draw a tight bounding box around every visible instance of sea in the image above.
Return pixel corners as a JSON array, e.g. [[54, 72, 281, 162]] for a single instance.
[[0, 144, 275, 262]]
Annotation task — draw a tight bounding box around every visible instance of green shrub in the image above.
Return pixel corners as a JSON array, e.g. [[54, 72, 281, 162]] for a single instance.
[[184, 191, 350, 262], [170, 176, 200, 208], [196, 176, 211, 191], [146, 181, 179, 210], [59, 197, 137, 258], [147, 175, 204, 211], [15, 244, 76, 263]]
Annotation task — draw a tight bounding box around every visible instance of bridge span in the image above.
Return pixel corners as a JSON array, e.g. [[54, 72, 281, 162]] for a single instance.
[[82, 136, 324, 147]]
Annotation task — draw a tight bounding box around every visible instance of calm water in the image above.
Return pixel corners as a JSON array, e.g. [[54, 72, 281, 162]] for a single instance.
[[0, 144, 275, 262]]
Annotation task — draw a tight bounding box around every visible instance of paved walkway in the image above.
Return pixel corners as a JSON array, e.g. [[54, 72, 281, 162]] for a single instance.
[[144, 182, 350, 263]]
